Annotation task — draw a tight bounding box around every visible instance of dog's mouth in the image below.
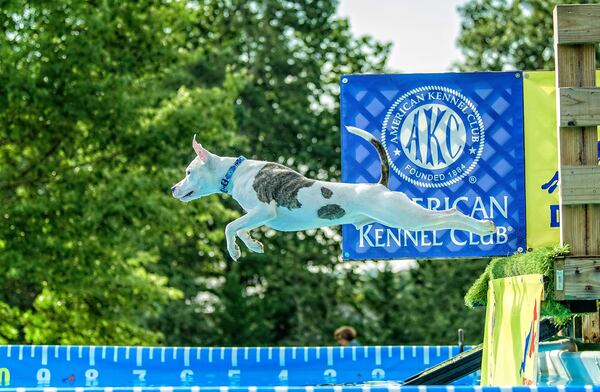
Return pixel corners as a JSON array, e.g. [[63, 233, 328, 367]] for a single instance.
[[182, 190, 194, 198]]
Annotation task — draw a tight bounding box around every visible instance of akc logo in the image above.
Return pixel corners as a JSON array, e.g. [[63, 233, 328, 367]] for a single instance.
[[381, 85, 485, 188]]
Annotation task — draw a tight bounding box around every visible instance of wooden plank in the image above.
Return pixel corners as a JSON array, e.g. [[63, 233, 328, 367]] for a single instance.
[[561, 257, 600, 300], [554, 45, 596, 168], [561, 205, 589, 255], [589, 204, 600, 255], [581, 313, 600, 343], [561, 165, 600, 205], [554, 4, 600, 44], [559, 87, 600, 127], [554, 38, 598, 256]]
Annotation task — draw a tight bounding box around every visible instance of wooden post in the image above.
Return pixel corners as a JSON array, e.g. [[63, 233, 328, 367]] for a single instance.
[[553, 4, 600, 342], [554, 257, 600, 300]]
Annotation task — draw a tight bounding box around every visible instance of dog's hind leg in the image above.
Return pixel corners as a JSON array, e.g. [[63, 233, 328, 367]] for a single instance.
[[352, 216, 374, 230], [363, 191, 496, 235], [410, 208, 496, 234], [238, 230, 264, 254]]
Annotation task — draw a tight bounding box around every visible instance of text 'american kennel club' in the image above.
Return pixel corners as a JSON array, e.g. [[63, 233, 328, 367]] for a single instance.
[[341, 72, 526, 260]]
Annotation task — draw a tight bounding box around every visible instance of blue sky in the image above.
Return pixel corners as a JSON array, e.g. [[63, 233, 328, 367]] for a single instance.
[[337, 0, 469, 73]]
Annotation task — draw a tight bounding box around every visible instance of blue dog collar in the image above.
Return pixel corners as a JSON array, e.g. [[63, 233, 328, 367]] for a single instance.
[[220, 156, 246, 194]]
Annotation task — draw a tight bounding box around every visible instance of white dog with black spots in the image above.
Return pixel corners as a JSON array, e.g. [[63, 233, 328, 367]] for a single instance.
[[172, 126, 497, 260]]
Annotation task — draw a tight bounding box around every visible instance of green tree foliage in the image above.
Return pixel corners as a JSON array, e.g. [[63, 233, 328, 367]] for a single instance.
[[2, 0, 508, 348], [1, 0, 395, 346], [348, 260, 488, 345], [400, 259, 488, 344], [0, 0, 243, 344], [351, 264, 411, 344], [456, 0, 600, 71], [146, 0, 392, 346]]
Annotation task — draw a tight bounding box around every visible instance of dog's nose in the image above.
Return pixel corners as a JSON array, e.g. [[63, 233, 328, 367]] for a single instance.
[[171, 185, 177, 194]]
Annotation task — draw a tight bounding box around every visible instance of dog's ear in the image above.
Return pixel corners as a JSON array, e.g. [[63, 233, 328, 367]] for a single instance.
[[192, 134, 210, 162]]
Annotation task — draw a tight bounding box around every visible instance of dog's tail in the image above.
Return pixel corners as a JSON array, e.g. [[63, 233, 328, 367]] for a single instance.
[[345, 126, 389, 188]]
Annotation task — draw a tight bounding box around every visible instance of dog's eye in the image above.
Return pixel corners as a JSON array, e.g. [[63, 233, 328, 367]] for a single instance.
[[186, 170, 191, 175]]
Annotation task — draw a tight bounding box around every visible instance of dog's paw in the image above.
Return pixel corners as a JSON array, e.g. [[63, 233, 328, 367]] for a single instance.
[[247, 240, 264, 254], [228, 242, 241, 261]]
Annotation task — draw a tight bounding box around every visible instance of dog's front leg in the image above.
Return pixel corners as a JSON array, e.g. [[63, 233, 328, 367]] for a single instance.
[[238, 230, 264, 254], [225, 202, 277, 260]]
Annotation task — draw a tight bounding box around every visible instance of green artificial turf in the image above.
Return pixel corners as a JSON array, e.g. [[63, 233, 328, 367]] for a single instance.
[[464, 245, 573, 324]]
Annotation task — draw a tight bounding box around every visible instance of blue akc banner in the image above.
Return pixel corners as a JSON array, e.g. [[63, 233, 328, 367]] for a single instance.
[[340, 72, 526, 260]]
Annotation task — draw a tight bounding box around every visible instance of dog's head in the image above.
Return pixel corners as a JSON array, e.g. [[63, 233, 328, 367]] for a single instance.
[[172, 135, 218, 202]]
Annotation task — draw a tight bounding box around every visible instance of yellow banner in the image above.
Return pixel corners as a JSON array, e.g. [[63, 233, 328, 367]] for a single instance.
[[523, 71, 600, 249], [481, 274, 544, 386]]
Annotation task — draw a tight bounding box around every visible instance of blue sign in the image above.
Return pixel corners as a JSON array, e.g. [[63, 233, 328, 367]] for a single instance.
[[341, 72, 526, 260], [0, 345, 472, 388]]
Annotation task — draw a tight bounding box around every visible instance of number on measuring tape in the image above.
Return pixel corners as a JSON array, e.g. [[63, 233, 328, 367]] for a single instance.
[[278, 369, 288, 382], [132, 369, 146, 383], [180, 369, 194, 382], [323, 368, 337, 383], [85, 369, 99, 386], [228, 369, 241, 385], [371, 368, 385, 380], [36, 368, 51, 386]]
